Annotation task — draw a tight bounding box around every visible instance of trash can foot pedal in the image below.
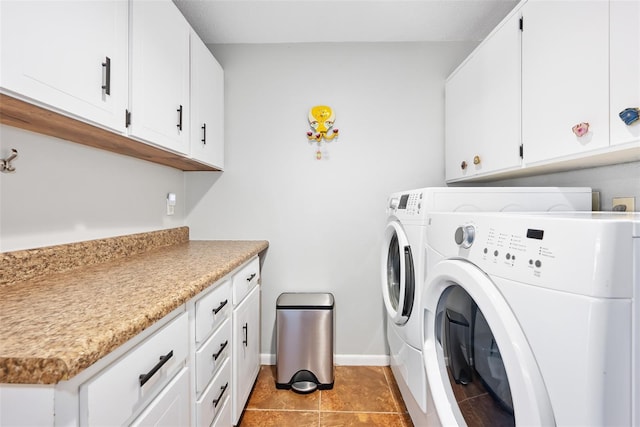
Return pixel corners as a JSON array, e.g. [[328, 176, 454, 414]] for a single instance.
[[292, 381, 317, 394]]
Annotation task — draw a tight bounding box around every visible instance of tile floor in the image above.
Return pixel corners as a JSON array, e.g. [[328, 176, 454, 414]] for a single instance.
[[238, 365, 414, 427]]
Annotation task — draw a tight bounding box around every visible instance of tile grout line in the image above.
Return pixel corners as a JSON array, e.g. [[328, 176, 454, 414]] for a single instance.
[[382, 366, 403, 414]]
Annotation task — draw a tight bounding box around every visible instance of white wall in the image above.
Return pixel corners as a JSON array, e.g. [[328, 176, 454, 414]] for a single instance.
[[485, 161, 640, 211], [185, 42, 474, 362], [0, 125, 185, 251]]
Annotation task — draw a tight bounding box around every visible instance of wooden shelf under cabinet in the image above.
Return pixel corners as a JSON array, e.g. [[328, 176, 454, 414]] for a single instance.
[[0, 93, 219, 172]]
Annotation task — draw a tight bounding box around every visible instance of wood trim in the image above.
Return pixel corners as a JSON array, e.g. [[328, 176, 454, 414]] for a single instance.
[[0, 93, 219, 171]]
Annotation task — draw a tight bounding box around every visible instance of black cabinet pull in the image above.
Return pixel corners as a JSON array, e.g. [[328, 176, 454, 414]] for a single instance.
[[201, 123, 207, 145], [101, 57, 111, 95], [177, 105, 183, 131], [139, 350, 173, 387], [213, 299, 228, 315], [213, 382, 229, 408], [212, 340, 229, 361], [246, 273, 256, 282], [242, 323, 248, 346]]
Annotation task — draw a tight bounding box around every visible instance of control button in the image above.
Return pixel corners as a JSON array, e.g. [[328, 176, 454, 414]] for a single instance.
[[506, 253, 511, 260], [493, 250, 499, 257], [483, 248, 488, 254], [535, 260, 542, 268], [454, 225, 476, 248], [529, 259, 533, 265]]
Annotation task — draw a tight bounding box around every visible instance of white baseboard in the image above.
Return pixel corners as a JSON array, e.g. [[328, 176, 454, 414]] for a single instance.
[[260, 354, 389, 366]]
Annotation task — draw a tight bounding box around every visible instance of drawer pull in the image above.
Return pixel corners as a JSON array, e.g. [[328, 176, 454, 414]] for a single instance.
[[246, 273, 256, 282], [243, 323, 248, 346], [213, 382, 229, 408], [213, 340, 229, 361], [139, 350, 173, 387], [101, 56, 111, 95], [177, 105, 183, 131], [213, 299, 228, 315]]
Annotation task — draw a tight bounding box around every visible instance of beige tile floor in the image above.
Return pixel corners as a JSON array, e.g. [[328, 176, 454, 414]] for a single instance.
[[238, 365, 414, 427]]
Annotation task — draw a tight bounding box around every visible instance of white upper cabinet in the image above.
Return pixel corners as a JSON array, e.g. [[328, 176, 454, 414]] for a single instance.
[[521, 0, 610, 164], [129, 0, 190, 155], [0, 0, 128, 133], [445, 9, 522, 182], [610, 0, 640, 146], [190, 33, 225, 169]]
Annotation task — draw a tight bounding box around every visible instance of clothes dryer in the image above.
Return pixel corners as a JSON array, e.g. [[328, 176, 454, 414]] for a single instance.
[[381, 187, 592, 426], [421, 212, 639, 426]]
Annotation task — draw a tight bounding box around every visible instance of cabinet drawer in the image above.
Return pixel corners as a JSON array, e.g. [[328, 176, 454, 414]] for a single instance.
[[195, 317, 231, 395], [82, 312, 188, 426], [232, 257, 260, 305], [196, 357, 231, 427], [195, 279, 231, 344], [130, 367, 190, 426], [212, 392, 232, 427]]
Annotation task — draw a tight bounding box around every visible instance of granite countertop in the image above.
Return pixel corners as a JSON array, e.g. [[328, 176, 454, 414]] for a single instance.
[[0, 228, 268, 385]]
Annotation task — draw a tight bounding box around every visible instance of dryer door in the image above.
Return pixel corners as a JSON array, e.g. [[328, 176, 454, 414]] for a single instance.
[[421, 259, 555, 426], [381, 220, 415, 325]]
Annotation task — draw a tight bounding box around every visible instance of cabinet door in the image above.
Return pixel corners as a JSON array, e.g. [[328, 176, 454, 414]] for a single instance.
[[610, 0, 640, 146], [129, 0, 190, 154], [130, 368, 190, 427], [232, 286, 260, 425], [190, 32, 225, 169], [0, 0, 128, 133], [445, 9, 522, 182], [521, 0, 609, 164]]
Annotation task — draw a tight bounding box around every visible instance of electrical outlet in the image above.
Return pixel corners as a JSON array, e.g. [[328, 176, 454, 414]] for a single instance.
[[612, 197, 635, 212]]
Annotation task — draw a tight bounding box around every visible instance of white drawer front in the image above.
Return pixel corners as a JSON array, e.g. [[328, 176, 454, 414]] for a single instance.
[[130, 367, 190, 427], [197, 357, 231, 427], [212, 392, 232, 427], [232, 257, 260, 305], [83, 312, 188, 426], [196, 317, 231, 395], [195, 279, 231, 344]]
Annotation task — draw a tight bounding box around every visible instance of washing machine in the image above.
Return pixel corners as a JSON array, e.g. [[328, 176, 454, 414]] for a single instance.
[[381, 187, 592, 426], [421, 211, 640, 426]]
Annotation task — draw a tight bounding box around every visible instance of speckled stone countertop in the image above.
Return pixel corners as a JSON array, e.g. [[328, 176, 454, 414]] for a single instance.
[[0, 228, 268, 384]]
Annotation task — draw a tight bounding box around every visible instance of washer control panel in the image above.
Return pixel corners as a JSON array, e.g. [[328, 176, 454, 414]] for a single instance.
[[428, 212, 635, 299]]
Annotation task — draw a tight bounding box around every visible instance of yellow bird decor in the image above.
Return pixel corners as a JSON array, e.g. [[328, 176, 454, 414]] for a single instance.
[[306, 105, 339, 159]]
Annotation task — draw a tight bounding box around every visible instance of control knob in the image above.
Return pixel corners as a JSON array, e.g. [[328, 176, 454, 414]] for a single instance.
[[455, 225, 475, 248], [389, 197, 400, 210]]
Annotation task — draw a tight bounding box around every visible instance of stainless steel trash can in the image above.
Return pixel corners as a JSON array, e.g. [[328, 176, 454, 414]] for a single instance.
[[276, 292, 334, 393]]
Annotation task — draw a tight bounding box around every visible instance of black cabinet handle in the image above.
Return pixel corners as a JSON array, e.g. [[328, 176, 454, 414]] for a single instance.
[[201, 123, 207, 145], [242, 323, 248, 347], [213, 340, 229, 361], [139, 350, 173, 387], [246, 273, 256, 282], [177, 105, 183, 131], [213, 382, 229, 408], [101, 57, 111, 95], [213, 299, 228, 315]]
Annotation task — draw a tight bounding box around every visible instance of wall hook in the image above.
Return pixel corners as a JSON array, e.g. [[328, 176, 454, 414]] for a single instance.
[[1, 148, 18, 173]]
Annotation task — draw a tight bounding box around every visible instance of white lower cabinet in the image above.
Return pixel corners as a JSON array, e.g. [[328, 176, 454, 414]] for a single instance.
[[0, 257, 262, 427], [232, 285, 261, 425]]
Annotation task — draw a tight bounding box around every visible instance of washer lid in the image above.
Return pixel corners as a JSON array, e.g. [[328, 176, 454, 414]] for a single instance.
[[277, 292, 334, 309]]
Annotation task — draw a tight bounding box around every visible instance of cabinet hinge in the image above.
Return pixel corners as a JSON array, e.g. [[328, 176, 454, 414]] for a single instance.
[[125, 109, 131, 128], [519, 17, 524, 31], [519, 144, 524, 158]]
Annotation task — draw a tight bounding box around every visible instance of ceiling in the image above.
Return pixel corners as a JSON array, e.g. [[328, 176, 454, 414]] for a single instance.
[[173, 0, 520, 44]]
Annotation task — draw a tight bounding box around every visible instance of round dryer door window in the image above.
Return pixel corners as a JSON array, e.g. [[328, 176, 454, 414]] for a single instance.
[[381, 221, 415, 325], [421, 259, 555, 426]]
